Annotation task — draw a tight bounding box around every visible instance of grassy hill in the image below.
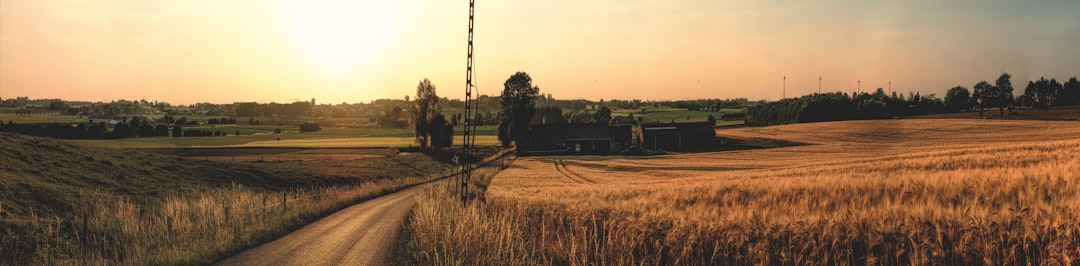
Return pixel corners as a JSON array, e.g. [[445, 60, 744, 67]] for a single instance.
[[0, 131, 457, 264], [2, 133, 290, 219]]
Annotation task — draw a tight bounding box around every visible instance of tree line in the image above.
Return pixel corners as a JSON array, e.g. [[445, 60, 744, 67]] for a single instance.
[[747, 73, 1079, 126], [0, 116, 299, 139]]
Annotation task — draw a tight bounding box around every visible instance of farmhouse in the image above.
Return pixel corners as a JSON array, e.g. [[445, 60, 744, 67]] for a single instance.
[[529, 124, 633, 155], [637, 122, 715, 151], [88, 116, 121, 125]]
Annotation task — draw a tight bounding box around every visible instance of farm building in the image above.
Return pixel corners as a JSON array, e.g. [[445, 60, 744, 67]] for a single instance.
[[528, 124, 633, 155], [637, 122, 716, 151], [88, 116, 121, 125]]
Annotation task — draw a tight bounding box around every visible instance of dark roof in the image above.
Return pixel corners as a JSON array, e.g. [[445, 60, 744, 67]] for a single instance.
[[638, 122, 714, 134], [611, 116, 637, 125], [532, 124, 612, 140]]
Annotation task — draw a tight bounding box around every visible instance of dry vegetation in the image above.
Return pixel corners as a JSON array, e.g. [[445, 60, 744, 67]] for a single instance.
[[0, 132, 464, 265], [403, 119, 1080, 265]]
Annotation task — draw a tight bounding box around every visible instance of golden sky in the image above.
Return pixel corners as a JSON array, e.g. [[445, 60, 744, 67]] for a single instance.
[[2, 0, 1078, 104]]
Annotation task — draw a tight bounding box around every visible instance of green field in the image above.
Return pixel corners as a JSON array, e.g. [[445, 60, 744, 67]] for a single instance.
[[611, 108, 744, 124], [0, 114, 87, 124], [73, 125, 501, 148]]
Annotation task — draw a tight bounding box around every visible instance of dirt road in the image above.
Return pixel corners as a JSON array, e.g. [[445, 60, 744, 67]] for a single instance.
[[217, 182, 434, 266]]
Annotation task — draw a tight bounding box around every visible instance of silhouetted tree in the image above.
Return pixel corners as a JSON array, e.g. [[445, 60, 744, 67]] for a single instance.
[[973, 81, 992, 118], [474, 112, 485, 126], [500, 72, 540, 146], [154, 124, 169, 137], [532, 106, 564, 125], [412, 79, 440, 149], [594, 106, 612, 125], [497, 119, 512, 147], [1060, 77, 1080, 107], [172, 125, 182, 137], [993, 73, 1014, 118], [428, 114, 448, 151], [944, 86, 971, 112], [442, 122, 454, 149]]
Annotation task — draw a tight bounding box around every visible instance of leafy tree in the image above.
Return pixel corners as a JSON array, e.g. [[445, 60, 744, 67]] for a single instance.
[[1059, 77, 1080, 107], [532, 106, 564, 125], [163, 113, 174, 124], [707, 114, 716, 126], [944, 86, 971, 112], [497, 119, 511, 147], [594, 106, 612, 125], [1024, 77, 1062, 108], [442, 121, 454, 149], [474, 112, 485, 126], [112, 124, 134, 138], [172, 125, 182, 137], [378, 105, 408, 128], [993, 73, 1014, 118], [412, 78, 440, 150], [427, 114, 448, 151], [499, 72, 540, 146], [973, 81, 992, 118]]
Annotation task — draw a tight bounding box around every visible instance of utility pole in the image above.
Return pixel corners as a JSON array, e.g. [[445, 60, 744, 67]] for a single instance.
[[889, 81, 892, 96], [783, 75, 786, 99], [818, 75, 822, 93], [458, 0, 477, 207], [858, 80, 861, 94]]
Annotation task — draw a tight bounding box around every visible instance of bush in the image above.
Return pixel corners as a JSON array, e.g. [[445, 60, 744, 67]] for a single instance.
[[299, 122, 321, 133]]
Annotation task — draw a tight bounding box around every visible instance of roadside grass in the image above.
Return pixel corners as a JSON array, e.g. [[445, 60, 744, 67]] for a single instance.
[[398, 152, 522, 266], [401, 119, 1080, 265], [3, 178, 439, 265], [0, 132, 474, 265]]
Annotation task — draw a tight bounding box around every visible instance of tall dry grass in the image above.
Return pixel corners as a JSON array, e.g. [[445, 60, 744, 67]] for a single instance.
[[402, 120, 1080, 265], [1, 174, 441, 265]]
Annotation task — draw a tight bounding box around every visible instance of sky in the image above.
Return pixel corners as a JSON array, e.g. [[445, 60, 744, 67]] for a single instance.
[[1, 0, 1078, 105]]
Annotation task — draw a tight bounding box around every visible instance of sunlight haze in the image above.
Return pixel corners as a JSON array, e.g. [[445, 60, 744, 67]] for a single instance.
[[2, 0, 1077, 104]]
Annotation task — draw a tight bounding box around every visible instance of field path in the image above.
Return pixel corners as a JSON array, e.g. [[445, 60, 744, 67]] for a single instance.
[[554, 159, 596, 184], [217, 182, 435, 266]]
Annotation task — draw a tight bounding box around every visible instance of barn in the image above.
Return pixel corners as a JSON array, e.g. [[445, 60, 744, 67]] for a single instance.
[[528, 124, 632, 155], [637, 122, 716, 151]]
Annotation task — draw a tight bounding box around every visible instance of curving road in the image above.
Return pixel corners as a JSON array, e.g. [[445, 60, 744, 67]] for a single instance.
[[217, 182, 435, 266]]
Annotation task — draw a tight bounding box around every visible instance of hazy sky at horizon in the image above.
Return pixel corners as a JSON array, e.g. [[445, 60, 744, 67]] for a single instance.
[[2, 0, 1078, 105]]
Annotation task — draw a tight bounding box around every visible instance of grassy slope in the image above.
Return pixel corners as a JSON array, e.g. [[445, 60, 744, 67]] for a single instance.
[[0, 131, 459, 264], [1, 132, 272, 219], [0, 132, 446, 219]]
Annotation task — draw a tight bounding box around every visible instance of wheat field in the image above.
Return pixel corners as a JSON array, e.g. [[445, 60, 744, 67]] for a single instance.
[[404, 119, 1080, 265]]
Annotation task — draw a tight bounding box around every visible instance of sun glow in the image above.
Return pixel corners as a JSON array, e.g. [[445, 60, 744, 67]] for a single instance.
[[284, 0, 403, 77]]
